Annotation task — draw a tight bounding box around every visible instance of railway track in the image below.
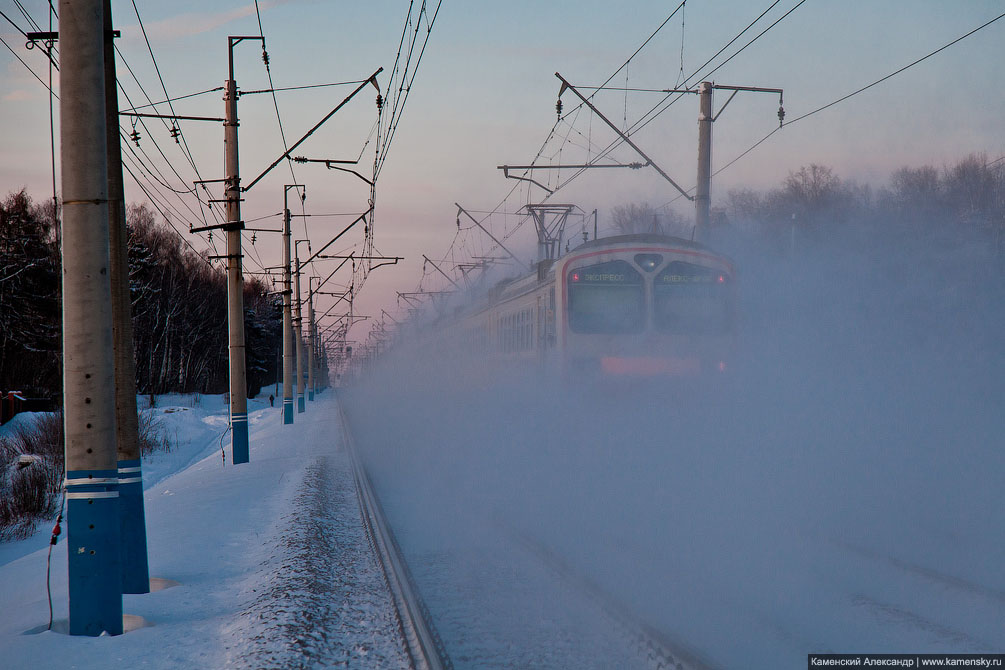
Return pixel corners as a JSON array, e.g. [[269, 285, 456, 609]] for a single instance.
[[336, 397, 453, 670], [499, 522, 719, 670]]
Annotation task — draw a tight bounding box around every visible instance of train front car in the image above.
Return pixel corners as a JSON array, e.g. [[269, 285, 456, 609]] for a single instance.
[[554, 234, 736, 378]]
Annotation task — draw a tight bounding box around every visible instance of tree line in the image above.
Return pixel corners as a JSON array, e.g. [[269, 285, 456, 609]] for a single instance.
[[611, 153, 1004, 252], [0, 191, 281, 400]]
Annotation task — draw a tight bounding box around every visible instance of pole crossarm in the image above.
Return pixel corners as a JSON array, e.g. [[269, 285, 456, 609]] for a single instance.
[[422, 255, 461, 289], [243, 68, 383, 191], [708, 83, 785, 125], [316, 289, 355, 322], [555, 71, 692, 201], [498, 166, 553, 194], [299, 208, 371, 267], [190, 220, 243, 234], [311, 254, 355, 299], [120, 111, 225, 122], [456, 203, 523, 267], [294, 157, 374, 185]]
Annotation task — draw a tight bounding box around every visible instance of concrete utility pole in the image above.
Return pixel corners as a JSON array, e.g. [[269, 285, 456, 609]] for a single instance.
[[695, 82, 713, 240], [104, 0, 148, 594], [281, 186, 302, 425], [60, 0, 123, 636], [307, 284, 316, 401], [224, 37, 255, 464], [294, 240, 308, 413], [694, 82, 784, 241]]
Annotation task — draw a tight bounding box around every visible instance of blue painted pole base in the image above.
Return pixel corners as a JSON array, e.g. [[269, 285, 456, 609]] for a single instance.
[[117, 459, 150, 594], [66, 469, 123, 636], [308, 389, 314, 402], [297, 395, 305, 413], [232, 412, 249, 464], [283, 399, 294, 424]]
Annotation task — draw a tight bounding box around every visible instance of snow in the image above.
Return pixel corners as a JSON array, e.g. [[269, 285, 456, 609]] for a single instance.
[[339, 230, 1005, 668], [0, 391, 407, 670]]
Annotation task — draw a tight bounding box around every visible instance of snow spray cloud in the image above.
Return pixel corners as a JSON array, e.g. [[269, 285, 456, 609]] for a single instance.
[[340, 214, 1005, 666]]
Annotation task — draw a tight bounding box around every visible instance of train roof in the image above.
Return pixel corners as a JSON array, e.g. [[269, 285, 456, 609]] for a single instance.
[[567, 232, 715, 253]]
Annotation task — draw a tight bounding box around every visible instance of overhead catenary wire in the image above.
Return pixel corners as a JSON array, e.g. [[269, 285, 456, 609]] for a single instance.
[[122, 161, 220, 270], [241, 80, 369, 96], [706, 9, 1005, 183], [0, 33, 54, 92], [374, 0, 443, 179], [120, 138, 216, 245], [112, 55, 227, 233], [554, 0, 797, 195], [126, 1, 206, 185], [0, 9, 57, 69], [46, 0, 56, 217], [119, 85, 224, 113], [421, 0, 799, 300], [253, 0, 319, 277]]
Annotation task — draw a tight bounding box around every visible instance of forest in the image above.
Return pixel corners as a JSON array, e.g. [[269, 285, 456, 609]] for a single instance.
[[0, 193, 282, 402]]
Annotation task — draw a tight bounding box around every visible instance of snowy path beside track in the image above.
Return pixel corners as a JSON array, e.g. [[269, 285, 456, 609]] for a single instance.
[[0, 392, 409, 670]]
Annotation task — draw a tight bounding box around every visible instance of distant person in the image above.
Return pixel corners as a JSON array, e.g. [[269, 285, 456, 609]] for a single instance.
[[269, 394, 274, 407]]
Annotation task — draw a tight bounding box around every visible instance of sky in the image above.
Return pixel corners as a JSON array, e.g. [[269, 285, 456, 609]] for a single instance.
[[2, 0, 1004, 347]]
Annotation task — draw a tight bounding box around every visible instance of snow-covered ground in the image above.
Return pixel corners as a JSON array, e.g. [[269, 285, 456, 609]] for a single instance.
[[0, 391, 407, 670]]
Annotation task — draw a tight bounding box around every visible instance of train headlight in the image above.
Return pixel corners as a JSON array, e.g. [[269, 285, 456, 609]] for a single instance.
[[634, 254, 662, 272]]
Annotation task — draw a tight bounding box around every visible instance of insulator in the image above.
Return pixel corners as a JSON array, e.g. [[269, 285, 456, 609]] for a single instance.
[[376, 93, 383, 110], [556, 98, 563, 117], [130, 129, 141, 146], [170, 124, 181, 143], [778, 105, 786, 126], [251, 232, 257, 244], [262, 49, 270, 66]]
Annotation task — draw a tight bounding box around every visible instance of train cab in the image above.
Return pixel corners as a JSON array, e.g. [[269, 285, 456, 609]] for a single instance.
[[553, 234, 735, 377]]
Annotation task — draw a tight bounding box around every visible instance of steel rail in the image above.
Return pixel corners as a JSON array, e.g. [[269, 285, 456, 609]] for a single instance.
[[503, 524, 718, 670], [336, 399, 452, 670]]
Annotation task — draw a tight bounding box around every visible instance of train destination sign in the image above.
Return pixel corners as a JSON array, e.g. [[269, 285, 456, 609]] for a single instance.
[[657, 262, 726, 285], [569, 261, 641, 284]]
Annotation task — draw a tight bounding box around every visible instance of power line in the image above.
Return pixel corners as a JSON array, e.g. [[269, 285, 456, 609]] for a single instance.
[[120, 5, 206, 184], [788, 10, 1005, 127], [551, 0, 802, 195], [375, 0, 443, 178], [120, 85, 224, 113], [592, 1, 686, 101], [114, 46, 202, 188], [432, 0, 800, 279], [708, 9, 1005, 182], [241, 80, 369, 95], [0, 34, 54, 93], [253, 0, 312, 257], [12, 0, 44, 33], [1, 8, 54, 66], [121, 160, 219, 270]]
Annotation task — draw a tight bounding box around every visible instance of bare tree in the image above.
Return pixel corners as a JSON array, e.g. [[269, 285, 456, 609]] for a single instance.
[[611, 202, 661, 235]]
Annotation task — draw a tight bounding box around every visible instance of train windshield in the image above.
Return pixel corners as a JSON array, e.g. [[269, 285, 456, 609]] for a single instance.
[[568, 260, 644, 334], [653, 261, 731, 334]]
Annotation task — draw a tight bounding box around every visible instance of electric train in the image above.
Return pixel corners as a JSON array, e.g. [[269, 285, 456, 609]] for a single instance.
[[453, 233, 736, 377]]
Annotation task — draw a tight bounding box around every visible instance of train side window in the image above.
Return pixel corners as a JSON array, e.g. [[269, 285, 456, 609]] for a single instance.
[[567, 260, 644, 334]]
